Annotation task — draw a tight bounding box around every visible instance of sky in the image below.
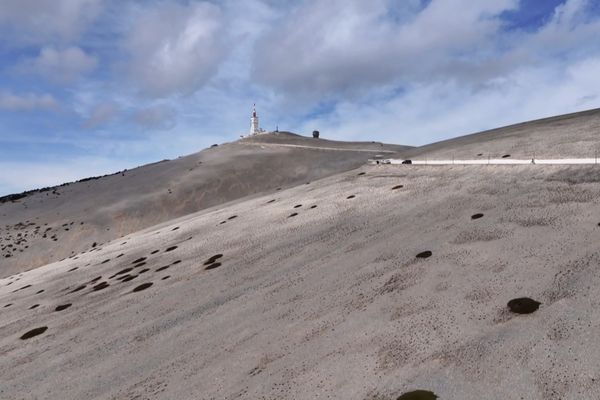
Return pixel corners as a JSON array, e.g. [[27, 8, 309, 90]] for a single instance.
[[1, 0, 600, 195]]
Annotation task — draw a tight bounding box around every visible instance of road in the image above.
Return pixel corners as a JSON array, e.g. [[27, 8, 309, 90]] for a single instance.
[[378, 158, 600, 165], [244, 142, 398, 153]]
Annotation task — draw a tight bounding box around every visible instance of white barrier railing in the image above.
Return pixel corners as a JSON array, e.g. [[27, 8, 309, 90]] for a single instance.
[[369, 158, 600, 165]]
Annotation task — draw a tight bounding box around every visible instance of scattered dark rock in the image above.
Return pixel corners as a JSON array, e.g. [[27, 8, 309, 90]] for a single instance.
[[416, 251, 432, 259], [507, 297, 541, 314], [55, 304, 72, 312], [133, 282, 153, 292], [471, 213, 484, 220], [20, 326, 48, 340]]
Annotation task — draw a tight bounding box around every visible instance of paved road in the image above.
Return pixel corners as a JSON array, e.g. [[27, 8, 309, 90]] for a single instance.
[[245, 142, 398, 153], [379, 158, 600, 165]]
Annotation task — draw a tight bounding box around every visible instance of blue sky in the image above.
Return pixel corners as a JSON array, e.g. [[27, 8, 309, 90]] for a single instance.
[[1, 0, 600, 195]]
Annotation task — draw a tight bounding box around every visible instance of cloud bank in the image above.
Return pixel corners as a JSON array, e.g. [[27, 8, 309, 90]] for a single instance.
[[0, 91, 59, 111], [124, 1, 228, 97], [25, 46, 98, 84]]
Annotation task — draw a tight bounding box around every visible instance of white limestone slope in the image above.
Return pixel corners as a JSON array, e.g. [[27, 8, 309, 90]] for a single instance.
[[2, 164, 600, 399]]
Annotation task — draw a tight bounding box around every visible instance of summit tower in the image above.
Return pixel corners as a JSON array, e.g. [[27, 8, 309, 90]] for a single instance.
[[250, 104, 265, 135]]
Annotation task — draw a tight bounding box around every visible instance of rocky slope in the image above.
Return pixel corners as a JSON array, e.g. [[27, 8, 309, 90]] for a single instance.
[[0, 132, 408, 277]]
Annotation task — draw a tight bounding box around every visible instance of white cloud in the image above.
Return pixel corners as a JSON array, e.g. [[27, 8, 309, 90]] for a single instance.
[[0, 91, 59, 111], [243, 0, 600, 146], [296, 55, 600, 146], [124, 1, 228, 98], [251, 0, 519, 97], [0, 0, 103, 44], [133, 105, 176, 130], [83, 102, 119, 129], [23, 46, 98, 84]]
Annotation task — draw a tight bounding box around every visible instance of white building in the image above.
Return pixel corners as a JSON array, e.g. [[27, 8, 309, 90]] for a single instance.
[[250, 104, 266, 135]]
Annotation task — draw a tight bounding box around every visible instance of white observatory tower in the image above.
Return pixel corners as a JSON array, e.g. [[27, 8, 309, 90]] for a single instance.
[[250, 104, 265, 135]]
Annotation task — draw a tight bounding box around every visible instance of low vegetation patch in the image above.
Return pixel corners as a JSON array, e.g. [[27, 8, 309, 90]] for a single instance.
[[20, 326, 48, 340], [507, 297, 540, 314]]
